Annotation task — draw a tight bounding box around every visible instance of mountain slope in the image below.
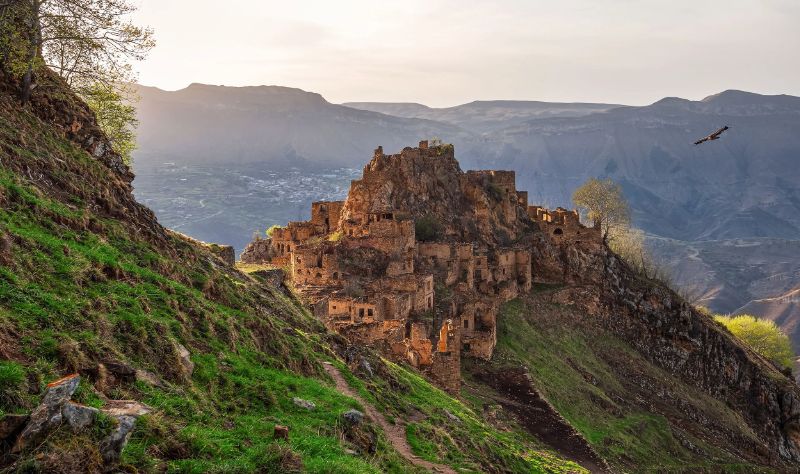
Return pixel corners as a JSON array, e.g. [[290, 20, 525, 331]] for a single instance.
[[0, 73, 584, 472]]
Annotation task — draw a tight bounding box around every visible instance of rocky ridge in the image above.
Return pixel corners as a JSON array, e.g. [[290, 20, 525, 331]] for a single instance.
[[242, 140, 800, 468]]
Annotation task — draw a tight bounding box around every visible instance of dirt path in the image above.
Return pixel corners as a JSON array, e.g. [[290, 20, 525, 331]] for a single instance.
[[322, 362, 457, 474]]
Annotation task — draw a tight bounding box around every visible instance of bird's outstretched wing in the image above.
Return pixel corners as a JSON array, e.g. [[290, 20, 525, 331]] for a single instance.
[[694, 125, 729, 145]]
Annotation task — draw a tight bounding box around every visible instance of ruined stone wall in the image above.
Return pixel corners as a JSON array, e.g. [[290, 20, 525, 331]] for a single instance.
[[240, 237, 272, 264], [310, 200, 345, 232], [528, 206, 601, 245], [240, 141, 601, 394]]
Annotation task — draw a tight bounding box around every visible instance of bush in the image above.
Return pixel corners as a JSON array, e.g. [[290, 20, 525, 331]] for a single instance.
[[0, 360, 25, 408], [266, 225, 284, 238], [486, 183, 503, 201], [415, 215, 442, 242], [714, 314, 794, 371]]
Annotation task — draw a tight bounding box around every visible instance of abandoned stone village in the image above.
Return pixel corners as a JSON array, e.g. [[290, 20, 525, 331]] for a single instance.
[[241, 141, 601, 392]]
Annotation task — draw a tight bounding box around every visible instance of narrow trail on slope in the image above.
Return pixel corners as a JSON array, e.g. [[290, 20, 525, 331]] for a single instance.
[[322, 362, 458, 474]]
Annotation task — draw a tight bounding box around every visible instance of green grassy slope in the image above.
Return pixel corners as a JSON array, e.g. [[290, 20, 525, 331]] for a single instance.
[[0, 85, 582, 473], [492, 291, 775, 473]]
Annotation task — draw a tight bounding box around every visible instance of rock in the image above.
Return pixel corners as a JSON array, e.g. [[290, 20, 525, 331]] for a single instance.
[[443, 409, 461, 424], [175, 342, 194, 377], [208, 244, 235, 266], [101, 360, 136, 379], [341, 409, 364, 426], [12, 374, 81, 453], [62, 401, 98, 432], [0, 414, 29, 444], [292, 397, 316, 410], [134, 369, 162, 387], [358, 359, 374, 378], [273, 424, 289, 440], [101, 400, 152, 418], [100, 415, 136, 465]]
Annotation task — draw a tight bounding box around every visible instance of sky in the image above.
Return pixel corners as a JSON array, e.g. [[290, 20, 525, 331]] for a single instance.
[[131, 0, 800, 107]]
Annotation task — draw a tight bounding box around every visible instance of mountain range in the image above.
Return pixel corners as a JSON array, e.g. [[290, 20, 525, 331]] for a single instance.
[[131, 84, 800, 351]]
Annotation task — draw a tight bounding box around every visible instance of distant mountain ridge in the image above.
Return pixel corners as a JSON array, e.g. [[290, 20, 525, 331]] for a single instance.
[[133, 83, 471, 168], [344, 99, 623, 132]]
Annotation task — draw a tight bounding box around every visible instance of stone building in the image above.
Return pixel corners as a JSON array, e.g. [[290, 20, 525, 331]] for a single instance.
[[240, 141, 598, 392]]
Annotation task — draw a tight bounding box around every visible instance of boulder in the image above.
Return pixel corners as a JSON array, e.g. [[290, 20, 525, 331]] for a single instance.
[[99, 415, 136, 465], [101, 360, 136, 379], [101, 400, 152, 418], [341, 409, 364, 426], [62, 401, 98, 432], [12, 374, 81, 453], [273, 424, 289, 440], [134, 369, 163, 387], [175, 343, 194, 377], [443, 409, 462, 424], [292, 397, 316, 410]]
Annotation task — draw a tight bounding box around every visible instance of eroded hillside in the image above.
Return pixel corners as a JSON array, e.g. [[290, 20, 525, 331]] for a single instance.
[[241, 139, 800, 472], [0, 72, 585, 472]]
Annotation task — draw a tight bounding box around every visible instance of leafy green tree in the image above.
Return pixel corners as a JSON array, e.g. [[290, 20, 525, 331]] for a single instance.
[[572, 177, 631, 242], [0, 0, 154, 101], [1, 0, 152, 164], [714, 314, 794, 371], [82, 81, 137, 164], [415, 215, 442, 242], [266, 225, 284, 238]]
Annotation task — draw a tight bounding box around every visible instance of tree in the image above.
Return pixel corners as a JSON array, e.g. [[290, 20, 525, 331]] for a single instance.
[[714, 314, 794, 371], [415, 215, 443, 242], [266, 225, 284, 238], [81, 81, 137, 164], [572, 178, 631, 242], [1, 0, 152, 165], [1, 0, 154, 101]]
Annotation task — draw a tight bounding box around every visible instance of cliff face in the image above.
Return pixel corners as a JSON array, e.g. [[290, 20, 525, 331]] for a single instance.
[[532, 235, 800, 464]]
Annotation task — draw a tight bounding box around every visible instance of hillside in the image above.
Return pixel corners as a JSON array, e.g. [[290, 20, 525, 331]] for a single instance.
[[238, 138, 800, 471], [0, 73, 588, 472]]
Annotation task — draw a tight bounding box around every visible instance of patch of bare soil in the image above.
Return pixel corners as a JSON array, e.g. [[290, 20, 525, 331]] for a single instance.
[[473, 366, 610, 473]]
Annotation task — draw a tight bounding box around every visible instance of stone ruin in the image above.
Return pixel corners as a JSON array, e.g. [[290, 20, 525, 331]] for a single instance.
[[241, 141, 601, 392]]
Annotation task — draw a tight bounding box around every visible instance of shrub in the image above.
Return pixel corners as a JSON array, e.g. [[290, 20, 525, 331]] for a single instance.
[[486, 183, 503, 201], [0, 360, 25, 408], [266, 225, 284, 238], [714, 314, 794, 371], [415, 215, 442, 242]]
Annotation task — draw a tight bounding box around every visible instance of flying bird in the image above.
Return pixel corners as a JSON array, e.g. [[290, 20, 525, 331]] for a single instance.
[[694, 125, 729, 145]]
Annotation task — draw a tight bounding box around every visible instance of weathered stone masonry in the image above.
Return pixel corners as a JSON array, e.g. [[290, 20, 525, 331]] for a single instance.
[[242, 141, 600, 392]]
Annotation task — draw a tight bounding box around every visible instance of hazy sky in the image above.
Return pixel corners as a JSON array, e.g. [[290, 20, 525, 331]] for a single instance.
[[132, 0, 800, 107]]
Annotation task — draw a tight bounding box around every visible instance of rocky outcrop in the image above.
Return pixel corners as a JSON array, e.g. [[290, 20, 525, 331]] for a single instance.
[[3, 374, 152, 469], [12, 374, 81, 453], [208, 244, 235, 265], [537, 236, 800, 465]]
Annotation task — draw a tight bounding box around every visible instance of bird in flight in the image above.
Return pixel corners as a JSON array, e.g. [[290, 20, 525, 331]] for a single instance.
[[694, 125, 729, 145]]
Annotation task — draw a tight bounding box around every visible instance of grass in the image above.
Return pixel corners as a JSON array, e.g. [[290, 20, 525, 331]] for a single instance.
[[494, 296, 773, 472], [333, 354, 587, 473], [0, 88, 584, 472]]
